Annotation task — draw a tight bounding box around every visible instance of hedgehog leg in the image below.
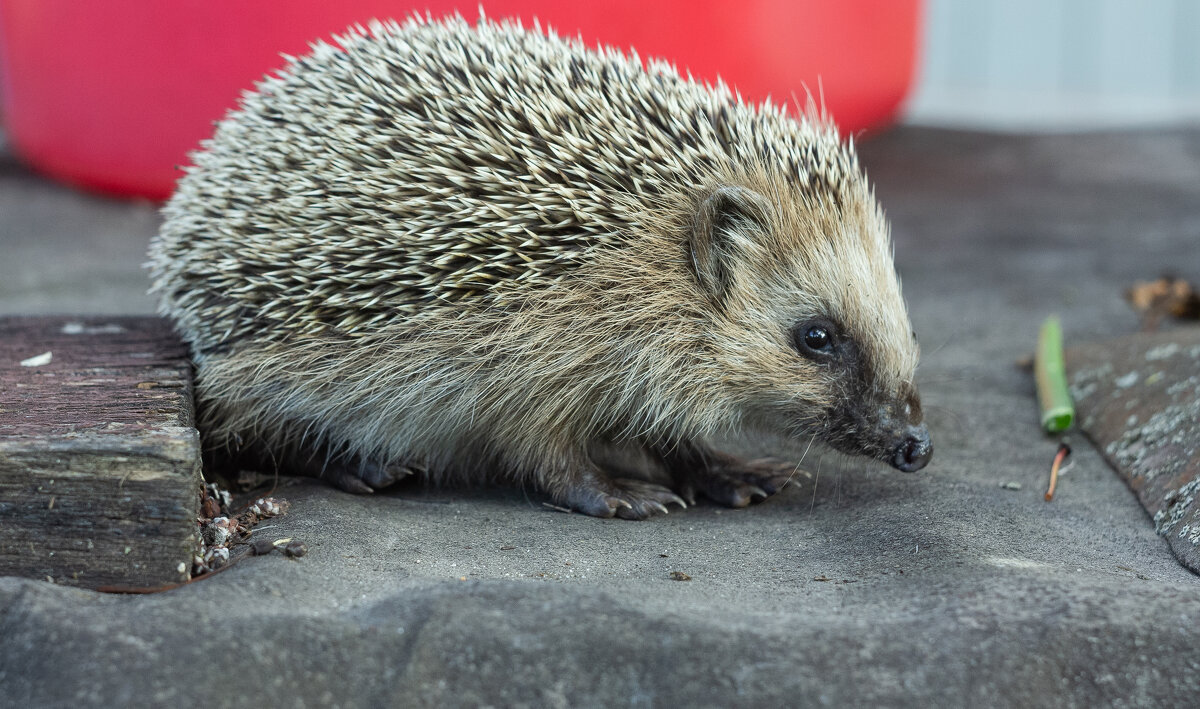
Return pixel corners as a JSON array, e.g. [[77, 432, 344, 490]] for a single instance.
[[554, 454, 687, 520], [314, 456, 419, 495], [226, 437, 417, 494], [655, 441, 798, 508]]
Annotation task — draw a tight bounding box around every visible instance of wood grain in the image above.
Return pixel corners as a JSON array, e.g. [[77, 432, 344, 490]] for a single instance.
[[0, 316, 201, 588]]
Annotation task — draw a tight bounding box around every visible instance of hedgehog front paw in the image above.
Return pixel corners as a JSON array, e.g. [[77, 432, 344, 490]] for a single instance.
[[323, 459, 417, 494], [676, 457, 800, 508], [563, 476, 687, 520]]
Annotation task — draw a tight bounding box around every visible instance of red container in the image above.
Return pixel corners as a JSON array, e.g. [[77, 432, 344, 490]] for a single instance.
[[0, 1, 921, 200]]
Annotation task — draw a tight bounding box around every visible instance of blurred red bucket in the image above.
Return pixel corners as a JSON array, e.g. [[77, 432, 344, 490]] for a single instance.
[[0, 0, 920, 200]]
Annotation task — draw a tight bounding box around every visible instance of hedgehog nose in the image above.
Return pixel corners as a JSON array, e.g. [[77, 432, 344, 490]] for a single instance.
[[891, 426, 932, 473]]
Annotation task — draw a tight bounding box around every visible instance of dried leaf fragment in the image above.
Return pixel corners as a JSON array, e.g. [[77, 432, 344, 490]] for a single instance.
[[1126, 276, 1200, 330]]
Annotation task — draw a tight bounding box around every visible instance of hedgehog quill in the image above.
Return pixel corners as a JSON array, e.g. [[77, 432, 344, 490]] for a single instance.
[[149, 16, 932, 519]]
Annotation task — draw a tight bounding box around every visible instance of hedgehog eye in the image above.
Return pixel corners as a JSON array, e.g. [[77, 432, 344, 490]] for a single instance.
[[792, 320, 837, 359], [804, 326, 830, 350]]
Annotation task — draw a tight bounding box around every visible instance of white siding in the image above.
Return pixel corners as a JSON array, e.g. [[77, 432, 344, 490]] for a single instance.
[[907, 0, 1200, 129]]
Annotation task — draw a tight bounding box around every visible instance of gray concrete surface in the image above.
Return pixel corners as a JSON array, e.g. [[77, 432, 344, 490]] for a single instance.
[[0, 146, 159, 314], [3, 128, 1200, 707]]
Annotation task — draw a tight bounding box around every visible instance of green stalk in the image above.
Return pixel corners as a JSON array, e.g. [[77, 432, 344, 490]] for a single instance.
[[1035, 315, 1074, 433]]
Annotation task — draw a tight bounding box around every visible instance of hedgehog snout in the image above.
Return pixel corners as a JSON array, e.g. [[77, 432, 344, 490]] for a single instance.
[[890, 425, 933, 472], [881, 390, 932, 472]]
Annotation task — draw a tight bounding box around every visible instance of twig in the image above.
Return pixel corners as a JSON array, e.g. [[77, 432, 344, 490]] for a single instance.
[[96, 556, 244, 594], [1045, 442, 1072, 502]]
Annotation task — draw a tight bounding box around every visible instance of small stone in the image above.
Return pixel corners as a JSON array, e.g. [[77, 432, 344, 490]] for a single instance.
[[1115, 371, 1139, 388], [200, 495, 221, 520], [1146, 343, 1180, 361], [669, 571, 691, 581], [19, 351, 52, 367], [250, 497, 289, 517]]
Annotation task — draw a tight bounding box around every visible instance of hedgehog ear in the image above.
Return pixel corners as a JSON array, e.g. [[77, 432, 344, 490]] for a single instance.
[[690, 186, 773, 301]]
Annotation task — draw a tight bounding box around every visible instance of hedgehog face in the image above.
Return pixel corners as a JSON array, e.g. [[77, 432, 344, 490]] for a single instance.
[[784, 314, 931, 472], [691, 182, 931, 472]]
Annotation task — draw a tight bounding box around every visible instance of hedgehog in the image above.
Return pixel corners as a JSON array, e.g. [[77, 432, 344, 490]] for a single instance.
[[148, 15, 932, 519]]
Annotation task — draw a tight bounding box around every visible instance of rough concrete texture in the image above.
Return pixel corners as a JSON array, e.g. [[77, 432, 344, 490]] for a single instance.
[[4, 128, 1200, 707], [1068, 328, 1200, 574]]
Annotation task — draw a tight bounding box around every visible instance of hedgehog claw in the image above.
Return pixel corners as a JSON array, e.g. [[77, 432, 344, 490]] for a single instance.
[[615, 506, 643, 520], [666, 452, 801, 509], [357, 459, 416, 490], [564, 476, 686, 519], [321, 457, 416, 494], [742, 459, 800, 495], [608, 479, 687, 519], [327, 469, 376, 495]]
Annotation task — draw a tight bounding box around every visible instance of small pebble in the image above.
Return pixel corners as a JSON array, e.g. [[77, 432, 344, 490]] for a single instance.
[[20, 351, 52, 367]]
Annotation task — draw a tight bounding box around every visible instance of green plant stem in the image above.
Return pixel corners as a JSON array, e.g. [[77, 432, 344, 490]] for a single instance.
[[1035, 315, 1074, 433]]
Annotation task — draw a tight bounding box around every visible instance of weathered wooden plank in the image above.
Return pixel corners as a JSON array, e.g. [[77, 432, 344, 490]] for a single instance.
[[0, 316, 201, 589]]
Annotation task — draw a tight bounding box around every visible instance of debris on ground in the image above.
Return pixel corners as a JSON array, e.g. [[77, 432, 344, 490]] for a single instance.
[[194, 483, 298, 576], [1126, 276, 1200, 330], [18, 350, 52, 367], [1044, 442, 1072, 502], [1035, 315, 1074, 433]]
